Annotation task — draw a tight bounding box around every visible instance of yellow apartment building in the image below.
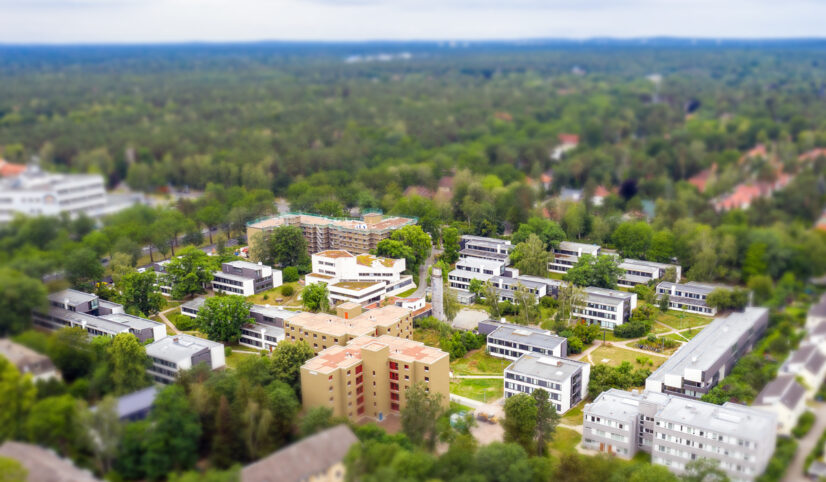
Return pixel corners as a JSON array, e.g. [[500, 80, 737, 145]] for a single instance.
[[300, 335, 449, 421]]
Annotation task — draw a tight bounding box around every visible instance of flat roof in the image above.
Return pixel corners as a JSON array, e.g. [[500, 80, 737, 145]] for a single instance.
[[658, 397, 775, 441], [212, 270, 253, 282], [244, 323, 285, 337], [459, 248, 509, 260], [51, 307, 130, 334], [656, 281, 719, 295], [461, 235, 511, 246], [315, 250, 354, 259], [488, 325, 566, 351], [115, 386, 158, 418], [619, 258, 675, 270], [250, 304, 300, 319], [225, 260, 267, 270], [302, 334, 447, 373], [331, 280, 384, 291], [181, 296, 208, 311], [248, 213, 415, 232], [506, 353, 587, 382], [48, 289, 97, 306], [288, 304, 410, 337], [146, 334, 222, 363], [584, 287, 635, 304], [556, 241, 600, 252], [648, 307, 768, 383], [0, 338, 52, 368], [585, 389, 659, 423], [492, 275, 546, 290], [456, 257, 505, 270], [99, 313, 163, 331]]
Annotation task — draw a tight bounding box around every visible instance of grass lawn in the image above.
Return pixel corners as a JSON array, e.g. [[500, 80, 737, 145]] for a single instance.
[[413, 328, 442, 347], [560, 402, 585, 426], [224, 350, 260, 369], [449, 378, 503, 402], [547, 271, 565, 280], [395, 286, 418, 298], [663, 326, 704, 342], [626, 339, 681, 356], [449, 401, 473, 413], [548, 427, 581, 456], [590, 344, 667, 369], [450, 348, 508, 376], [650, 322, 672, 334], [246, 282, 301, 306], [655, 310, 713, 331]]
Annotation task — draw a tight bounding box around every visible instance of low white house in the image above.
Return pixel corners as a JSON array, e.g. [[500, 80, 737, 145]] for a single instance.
[[753, 374, 808, 436]]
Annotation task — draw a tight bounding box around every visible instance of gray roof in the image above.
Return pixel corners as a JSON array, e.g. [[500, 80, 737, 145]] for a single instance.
[[460, 248, 509, 261], [0, 441, 100, 482], [461, 235, 511, 248], [492, 275, 546, 291], [518, 275, 565, 288], [181, 296, 208, 312], [809, 301, 826, 319], [658, 397, 775, 441], [754, 374, 806, 410], [99, 313, 162, 331], [241, 425, 358, 482], [225, 260, 266, 270], [146, 335, 222, 363], [648, 307, 769, 383], [244, 322, 285, 338], [584, 287, 635, 305], [788, 342, 826, 374], [0, 339, 55, 375], [585, 388, 661, 424], [506, 353, 587, 382], [51, 307, 130, 335], [116, 386, 158, 418], [98, 299, 124, 311], [657, 281, 718, 296], [250, 304, 300, 319], [488, 325, 566, 351], [456, 257, 505, 270], [212, 270, 253, 282], [812, 320, 826, 336], [556, 241, 600, 253], [48, 289, 97, 306], [619, 258, 674, 270]]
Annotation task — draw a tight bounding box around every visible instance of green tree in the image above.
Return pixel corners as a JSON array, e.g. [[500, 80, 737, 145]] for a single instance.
[[532, 389, 560, 456], [401, 383, 445, 451], [115, 420, 150, 480], [441, 227, 460, 264], [210, 396, 238, 469], [390, 225, 432, 272], [748, 275, 774, 305], [109, 333, 150, 395], [502, 394, 537, 453], [197, 295, 253, 343], [270, 340, 315, 394], [0, 268, 46, 336], [47, 327, 95, 382], [248, 231, 271, 264], [166, 246, 216, 299], [629, 464, 678, 482], [196, 204, 224, 245], [26, 395, 83, 456], [269, 226, 310, 269], [512, 217, 565, 248], [80, 395, 122, 474], [511, 234, 550, 277], [301, 283, 330, 312], [143, 385, 202, 479], [65, 247, 104, 291], [117, 270, 164, 316], [300, 406, 343, 437], [0, 355, 36, 441], [681, 458, 730, 482], [612, 221, 654, 259], [483, 281, 502, 319], [267, 380, 301, 445], [443, 288, 460, 323], [742, 242, 769, 280], [375, 239, 417, 273], [564, 254, 622, 289]]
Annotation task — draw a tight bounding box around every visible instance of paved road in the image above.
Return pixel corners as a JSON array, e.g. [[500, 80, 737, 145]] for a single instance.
[[412, 248, 441, 299], [784, 402, 826, 482]]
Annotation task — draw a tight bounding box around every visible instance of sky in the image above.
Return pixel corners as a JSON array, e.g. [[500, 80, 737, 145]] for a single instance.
[[1, 0, 825, 44]]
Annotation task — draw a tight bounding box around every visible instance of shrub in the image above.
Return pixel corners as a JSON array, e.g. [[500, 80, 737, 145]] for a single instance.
[[567, 336, 584, 354], [283, 266, 299, 283], [224, 346, 232, 357], [757, 437, 797, 482], [614, 321, 648, 338], [173, 314, 197, 331], [793, 411, 816, 439], [281, 284, 295, 297], [539, 296, 557, 309]]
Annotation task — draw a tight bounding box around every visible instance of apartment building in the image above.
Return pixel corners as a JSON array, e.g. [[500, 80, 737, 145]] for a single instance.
[[145, 334, 225, 383], [459, 235, 512, 264], [447, 257, 505, 291], [300, 334, 449, 421], [645, 307, 769, 398], [656, 281, 719, 316], [777, 341, 826, 396], [0, 339, 60, 381], [212, 260, 282, 296], [486, 323, 567, 360], [583, 389, 777, 481], [305, 250, 414, 305], [753, 374, 807, 435], [246, 211, 416, 255], [33, 289, 166, 343], [0, 166, 142, 223], [180, 296, 208, 318], [572, 287, 637, 329], [549, 241, 601, 274], [504, 353, 590, 414], [618, 259, 681, 289], [284, 304, 413, 353]]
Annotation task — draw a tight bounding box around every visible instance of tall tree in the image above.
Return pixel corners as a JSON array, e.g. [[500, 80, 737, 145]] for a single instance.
[[270, 340, 315, 394], [269, 226, 310, 269], [564, 254, 623, 289], [390, 225, 432, 272], [612, 221, 654, 259], [502, 393, 537, 454], [117, 270, 164, 316], [80, 395, 122, 475], [197, 295, 252, 343], [0, 268, 46, 336], [47, 327, 95, 382], [531, 389, 560, 456], [441, 227, 460, 264], [143, 385, 202, 479], [210, 396, 237, 469], [109, 333, 150, 395], [511, 234, 550, 277], [484, 280, 502, 319], [443, 288, 460, 323], [65, 247, 104, 291], [26, 395, 83, 456], [512, 217, 566, 249], [0, 355, 36, 441], [165, 246, 216, 299], [401, 383, 445, 451], [301, 283, 330, 313]]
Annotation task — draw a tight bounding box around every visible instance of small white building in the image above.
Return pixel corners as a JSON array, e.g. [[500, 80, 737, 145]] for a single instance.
[[504, 353, 590, 414], [239, 323, 285, 352], [447, 257, 505, 291], [655, 281, 718, 316], [305, 250, 413, 305], [145, 334, 225, 384], [212, 260, 282, 296], [549, 241, 601, 274], [573, 287, 637, 329], [486, 323, 567, 360], [753, 374, 808, 436], [618, 259, 681, 289]]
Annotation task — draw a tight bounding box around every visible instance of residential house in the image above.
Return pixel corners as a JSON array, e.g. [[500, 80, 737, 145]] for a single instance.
[[656, 281, 719, 316], [778, 341, 826, 396], [145, 334, 225, 384], [618, 259, 681, 289], [486, 323, 567, 360], [551, 133, 579, 161], [572, 287, 637, 330], [504, 353, 590, 414], [0, 338, 60, 381], [753, 375, 807, 435]]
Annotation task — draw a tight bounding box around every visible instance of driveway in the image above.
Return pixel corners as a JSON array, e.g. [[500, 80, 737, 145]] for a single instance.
[[784, 402, 826, 481]]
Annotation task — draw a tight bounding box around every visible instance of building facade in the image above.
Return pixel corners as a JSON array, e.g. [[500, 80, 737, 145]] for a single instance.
[[300, 335, 449, 421], [246, 211, 416, 255], [549, 241, 601, 274], [212, 260, 282, 296], [504, 353, 590, 414], [145, 334, 225, 383], [458, 235, 512, 264], [486, 323, 567, 360], [753, 374, 807, 435], [645, 307, 769, 398], [618, 259, 681, 289], [305, 250, 413, 305], [656, 281, 719, 316], [0, 339, 60, 381], [572, 287, 637, 329]]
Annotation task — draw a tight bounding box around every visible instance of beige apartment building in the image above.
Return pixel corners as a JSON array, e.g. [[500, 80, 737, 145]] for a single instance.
[[301, 335, 449, 421], [246, 211, 416, 254], [284, 303, 413, 353]]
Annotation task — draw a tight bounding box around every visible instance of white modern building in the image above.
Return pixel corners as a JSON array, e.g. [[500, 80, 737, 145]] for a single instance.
[[645, 307, 769, 398], [305, 250, 413, 305], [504, 353, 590, 414], [459, 235, 512, 264], [549, 241, 601, 274], [656, 281, 719, 316], [145, 334, 225, 383], [486, 323, 567, 360], [572, 287, 637, 329], [0, 166, 143, 223], [447, 257, 506, 291], [180, 296, 208, 318], [618, 259, 681, 288], [753, 374, 808, 435], [212, 260, 282, 296], [583, 388, 777, 481]]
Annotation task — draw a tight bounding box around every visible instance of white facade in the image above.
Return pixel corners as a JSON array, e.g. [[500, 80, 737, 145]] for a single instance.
[[656, 281, 717, 316], [447, 257, 505, 291], [239, 323, 285, 352], [504, 353, 590, 414], [549, 241, 601, 274], [486, 324, 567, 361], [778, 341, 826, 396], [212, 260, 282, 296], [305, 250, 413, 304], [618, 259, 681, 288], [145, 335, 225, 384], [573, 287, 637, 329], [753, 375, 808, 436], [0, 167, 142, 223]]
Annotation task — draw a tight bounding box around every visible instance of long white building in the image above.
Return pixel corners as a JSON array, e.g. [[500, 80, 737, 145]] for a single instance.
[[549, 241, 601, 274], [0, 166, 143, 223], [618, 259, 681, 288], [305, 250, 413, 305]]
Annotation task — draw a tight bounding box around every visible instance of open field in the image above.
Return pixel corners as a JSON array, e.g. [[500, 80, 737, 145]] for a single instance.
[[450, 348, 508, 376], [413, 328, 442, 347], [561, 402, 584, 426], [449, 378, 503, 402], [590, 344, 667, 369], [548, 427, 582, 455], [246, 282, 301, 306], [655, 310, 713, 331]]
